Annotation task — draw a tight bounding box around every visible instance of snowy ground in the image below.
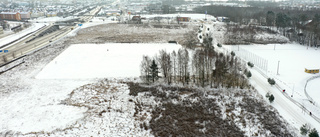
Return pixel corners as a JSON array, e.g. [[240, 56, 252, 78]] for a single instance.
[[0, 13, 312, 135], [0, 41, 180, 135], [307, 78, 320, 105], [29, 16, 78, 23], [36, 43, 181, 79], [225, 43, 320, 131]]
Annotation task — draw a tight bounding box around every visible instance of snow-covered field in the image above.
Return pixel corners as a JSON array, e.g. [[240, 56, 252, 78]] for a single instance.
[[225, 43, 320, 131], [36, 43, 181, 79]]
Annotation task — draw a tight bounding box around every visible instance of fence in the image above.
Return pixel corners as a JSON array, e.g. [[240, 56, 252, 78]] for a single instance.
[[224, 45, 320, 124]]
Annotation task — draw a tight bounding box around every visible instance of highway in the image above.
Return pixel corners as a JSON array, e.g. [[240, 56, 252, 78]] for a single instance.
[[0, 6, 101, 67]]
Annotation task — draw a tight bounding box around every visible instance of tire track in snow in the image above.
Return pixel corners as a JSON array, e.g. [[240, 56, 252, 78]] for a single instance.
[[250, 71, 306, 126]]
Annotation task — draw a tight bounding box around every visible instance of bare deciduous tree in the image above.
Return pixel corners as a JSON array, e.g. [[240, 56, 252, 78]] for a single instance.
[[140, 55, 151, 84]]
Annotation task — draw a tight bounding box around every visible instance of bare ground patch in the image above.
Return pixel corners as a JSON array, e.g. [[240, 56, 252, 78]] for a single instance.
[[128, 83, 296, 137], [69, 23, 194, 44]]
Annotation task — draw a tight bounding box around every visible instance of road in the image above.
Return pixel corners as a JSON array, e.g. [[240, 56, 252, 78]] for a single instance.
[[0, 6, 101, 67], [250, 68, 320, 131]]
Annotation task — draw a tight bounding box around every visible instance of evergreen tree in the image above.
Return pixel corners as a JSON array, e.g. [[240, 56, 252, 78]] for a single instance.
[[300, 124, 310, 136], [269, 94, 275, 103], [266, 11, 275, 27], [231, 51, 235, 56], [246, 71, 252, 78], [268, 78, 276, 85], [309, 128, 319, 137], [266, 92, 271, 98], [150, 60, 160, 83]]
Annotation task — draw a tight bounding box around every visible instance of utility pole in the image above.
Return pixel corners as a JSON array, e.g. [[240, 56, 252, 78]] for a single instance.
[[277, 61, 280, 75], [291, 83, 295, 97]]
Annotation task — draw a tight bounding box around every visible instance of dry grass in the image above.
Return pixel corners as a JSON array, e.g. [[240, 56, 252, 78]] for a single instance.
[[69, 23, 194, 44]]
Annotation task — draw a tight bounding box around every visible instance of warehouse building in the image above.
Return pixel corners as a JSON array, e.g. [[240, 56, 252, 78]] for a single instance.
[[0, 12, 22, 21], [20, 12, 31, 21]]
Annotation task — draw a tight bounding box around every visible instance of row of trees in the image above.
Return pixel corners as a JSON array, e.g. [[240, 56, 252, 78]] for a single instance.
[[196, 5, 320, 47], [140, 47, 250, 89], [265, 10, 320, 47]]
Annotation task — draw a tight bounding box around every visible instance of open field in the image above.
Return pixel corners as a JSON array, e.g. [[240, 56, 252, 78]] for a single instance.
[[70, 23, 194, 44]]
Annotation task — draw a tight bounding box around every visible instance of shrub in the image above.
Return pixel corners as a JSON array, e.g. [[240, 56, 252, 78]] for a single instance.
[[266, 92, 271, 98], [300, 124, 310, 135], [265, 92, 274, 103], [247, 62, 254, 68], [269, 94, 275, 103], [217, 43, 222, 47], [268, 78, 276, 85], [246, 71, 252, 78], [231, 51, 235, 56], [309, 128, 319, 137]]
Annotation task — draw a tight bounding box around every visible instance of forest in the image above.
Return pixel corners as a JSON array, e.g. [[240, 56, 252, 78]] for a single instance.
[[195, 5, 320, 47], [140, 38, 251, 89]]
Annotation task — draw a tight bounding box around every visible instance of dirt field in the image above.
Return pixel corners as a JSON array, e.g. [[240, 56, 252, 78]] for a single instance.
[[68, 23, 195, 44]]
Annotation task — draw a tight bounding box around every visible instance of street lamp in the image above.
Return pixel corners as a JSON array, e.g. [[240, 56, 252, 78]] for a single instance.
[[291, 83, 295, 97]]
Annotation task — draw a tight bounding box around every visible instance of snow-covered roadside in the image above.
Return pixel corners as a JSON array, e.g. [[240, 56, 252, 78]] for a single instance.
[[249, 67, 320, 132], [0, 23, 47, 49], [205, 20, 320, 132], [221, 43, 320, 132]]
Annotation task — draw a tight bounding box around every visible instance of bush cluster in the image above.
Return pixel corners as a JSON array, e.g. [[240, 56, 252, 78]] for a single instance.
[[268, 78, 276, 85]]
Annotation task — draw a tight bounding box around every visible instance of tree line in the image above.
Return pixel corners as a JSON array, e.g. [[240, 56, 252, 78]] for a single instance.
[[195, 5, 320, 47], [140, 46, 250, 89]]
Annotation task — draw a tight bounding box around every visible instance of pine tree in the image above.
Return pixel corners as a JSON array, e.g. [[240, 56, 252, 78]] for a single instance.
[[309, 128, 319, 137], [246, 71, 252, 78], [300, 123, 310, 136], [269, 94, 275, 103], [150, 60, 160, 83], [268, 78, 276, 85]]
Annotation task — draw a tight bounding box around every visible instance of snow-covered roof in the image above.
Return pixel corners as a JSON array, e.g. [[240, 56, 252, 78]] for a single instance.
[[0, 12, 19, 15], [20, 12, 30, 14]]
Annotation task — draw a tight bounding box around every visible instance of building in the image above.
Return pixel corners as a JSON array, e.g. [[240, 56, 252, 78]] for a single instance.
[[0, 12, 21, 21], [46, 12, 57, 17], [305, 68, 319, 74], [31, 12, 45, 18], [20, 12, 31, 21], [177, 17, 190, 22]]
